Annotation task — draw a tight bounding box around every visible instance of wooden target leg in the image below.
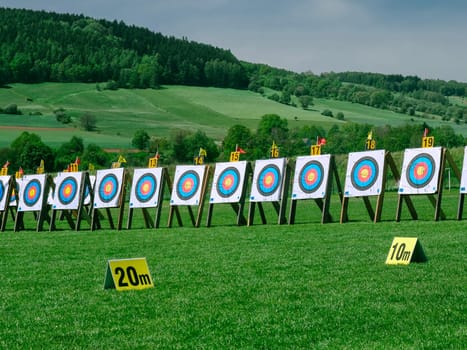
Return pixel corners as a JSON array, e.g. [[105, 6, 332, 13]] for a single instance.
[[458, 193, 465, 220]]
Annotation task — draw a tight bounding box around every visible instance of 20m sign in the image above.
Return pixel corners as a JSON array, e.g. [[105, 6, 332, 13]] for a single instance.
[[104, 258, 154, 291]]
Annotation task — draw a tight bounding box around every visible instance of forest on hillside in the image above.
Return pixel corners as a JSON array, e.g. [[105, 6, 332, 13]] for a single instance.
[[1, 7, 466, 144]]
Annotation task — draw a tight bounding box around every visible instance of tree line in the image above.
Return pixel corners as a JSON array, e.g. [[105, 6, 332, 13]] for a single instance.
[[0, 113, 464, 174], [0, 8, 248, 89]]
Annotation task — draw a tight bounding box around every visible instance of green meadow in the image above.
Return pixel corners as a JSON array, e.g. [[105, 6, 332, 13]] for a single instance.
[[0, 192, 465, 349], [2, 83, 465, 150]]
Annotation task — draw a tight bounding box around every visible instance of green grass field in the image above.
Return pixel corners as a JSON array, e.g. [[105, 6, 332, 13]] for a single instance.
[[1, 83, 465, 150], [0, 192, 465, 349]]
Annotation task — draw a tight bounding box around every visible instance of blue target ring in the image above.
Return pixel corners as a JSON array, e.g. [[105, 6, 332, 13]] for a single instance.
[[299, 161, 324, 194], [351, 156, 379, 191], [176, 170, 200, 200], [98, 174, 119, 203], [23, 179, 42, 207], [0, 181, 4, 203], [217, 167, 240, 198], [135, 173, 157, 203], [58, 176, 78, 205], [406, 153, 435, 188], [257, 164, 281, 196]]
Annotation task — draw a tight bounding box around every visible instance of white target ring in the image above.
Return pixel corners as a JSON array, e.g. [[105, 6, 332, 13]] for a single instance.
[[210, 161, 248, 204], [398, 147, 442, 195], [344, 150, 385, 197], [292, 155, 331, 200], [250, 158, 286, 202]]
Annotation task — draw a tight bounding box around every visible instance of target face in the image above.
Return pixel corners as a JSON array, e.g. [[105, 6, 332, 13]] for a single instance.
[[344, 150, 385, 197], [52, 172, 83, 210], [399, 147, 442, 194], [129, 168, 163, 208], [250, 158, 286, 202], [18, 174, 47, 212], [292, 155, 331, 200], [210, 161, 248, 204], [460, 146, 467, 194], [0, 176, 10, 211], [83, 175, 95, 206], [170, 165, 207, 206], [93, 168, 124, 208]]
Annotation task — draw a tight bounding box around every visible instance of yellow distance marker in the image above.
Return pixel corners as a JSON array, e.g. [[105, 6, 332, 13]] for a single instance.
[[310, 145, 321, 156], [385, 237, 427, 265], [422, 136, 434, 148], [104, 258, 154, 291]]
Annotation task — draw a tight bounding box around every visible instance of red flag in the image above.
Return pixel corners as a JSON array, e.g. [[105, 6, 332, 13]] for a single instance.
[[236, 145, 247, 154], [155, 151, 160, 159], [75, 156, 81, 165], [423, 128, 429, 137], [18, 167, 24, 175], [318, 137, 327, 146], [2, 161, 10, 168]]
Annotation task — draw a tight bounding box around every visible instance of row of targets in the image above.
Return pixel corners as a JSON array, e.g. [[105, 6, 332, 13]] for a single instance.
[[1, 139, 467, 232]]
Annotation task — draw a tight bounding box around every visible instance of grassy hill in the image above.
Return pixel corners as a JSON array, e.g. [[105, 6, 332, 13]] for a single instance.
[[0, 83, 466, 149]]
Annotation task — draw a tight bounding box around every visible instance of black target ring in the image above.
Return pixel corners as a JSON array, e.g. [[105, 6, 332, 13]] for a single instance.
[[216, 167, 240, 198], [350, 156, 379, 191], [58, 176, 78, 205], [134, 173, 157, 203]]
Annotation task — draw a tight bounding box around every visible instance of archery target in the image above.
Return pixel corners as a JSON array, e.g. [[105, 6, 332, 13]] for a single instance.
[[18, 174, 47, 212], [250, 158, 286, 202], [459, 146, 467, 193], [292, 155, 331, 200], [9, 178, 21, 207], [399, 147, 442, 194], [210, 161, 248, 204], [170, 165, 207, 206], [344, 150, 385, 197], [93, 168, 124, 208], [0, 175, 11, 210], [84, 175, 95, 206], [129, 168, 163, 208], [52, 172, 83, 210]]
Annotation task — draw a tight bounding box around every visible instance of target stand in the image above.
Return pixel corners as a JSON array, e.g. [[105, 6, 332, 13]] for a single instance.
[[206, 161, 252, 227], [49, 171, 93, 231], [168, 165, 210, 228], [0, 175, 17, 231], [289, 155, 343, 224], [396, 147, 461, 221], [14, 174, 54, 232], [340, 150, 401, 223], [91, 168, 128, 231], [247, 158, 291, 226], [457, 146, 467, 220], [127, 167, 170, 229]]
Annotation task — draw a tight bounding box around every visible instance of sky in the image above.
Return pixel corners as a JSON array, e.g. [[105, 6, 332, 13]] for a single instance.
[[2, 0, 467, 82]]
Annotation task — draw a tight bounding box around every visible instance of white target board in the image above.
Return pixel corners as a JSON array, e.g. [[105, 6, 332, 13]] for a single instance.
[[292, 155, 331, 200], [52, 172, 84, 210], [0, 175, 12, 211], [210, 161, 248, 204], [93, 168, 125, 209], [250, 158, 286, 202], [129, 167, 163, 208], [460, 146, 467, 194], [344, 150, 386, 197], [17, 174, 48, 212], [398, 147, 442, 195], [170, 165, 207, 206]]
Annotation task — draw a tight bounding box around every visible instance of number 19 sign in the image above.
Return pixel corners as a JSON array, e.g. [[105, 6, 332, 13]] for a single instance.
[[104, 258, 154, 291]]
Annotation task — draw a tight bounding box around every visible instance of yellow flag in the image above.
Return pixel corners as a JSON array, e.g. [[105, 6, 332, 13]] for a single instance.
[[367, 131, 373, 140], [199, 148, 207, 157], [117, 155, 127, 163]]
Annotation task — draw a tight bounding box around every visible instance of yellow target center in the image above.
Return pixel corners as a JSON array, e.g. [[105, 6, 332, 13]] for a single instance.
[[184, 181, 193, 191], [65, 187, 72, 195], [307, 173, 315, 182], [265, 175, 273, 186], [142, 183, 150, 193], [225, 178, 233, 187], [29, 189, 36, 197], [361, 168, 369, 179], [416, 166, 425, 176], [105, 183, 112, 193]]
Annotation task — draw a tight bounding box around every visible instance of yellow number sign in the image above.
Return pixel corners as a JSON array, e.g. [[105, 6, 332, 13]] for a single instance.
[[422, 136, 434, 148], [385, 237, 427, 265], [310, 145, 321, 156], [230, 151, 240, 162], [104, 258, 154, 291]]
